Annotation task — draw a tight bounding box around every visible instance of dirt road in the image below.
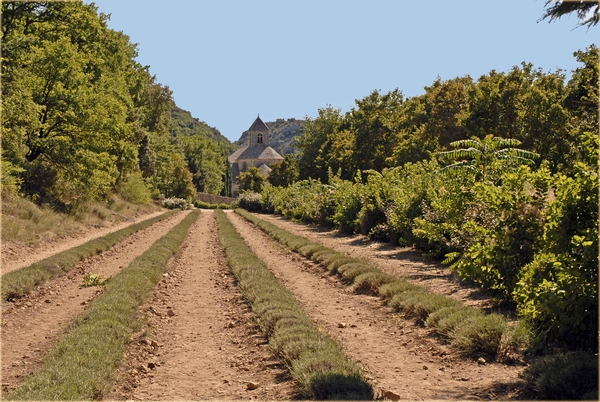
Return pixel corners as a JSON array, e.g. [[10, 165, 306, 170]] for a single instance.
[[226, 211, 525, 400], [108, 210, 297, 400], [2, 209, 528, 400]]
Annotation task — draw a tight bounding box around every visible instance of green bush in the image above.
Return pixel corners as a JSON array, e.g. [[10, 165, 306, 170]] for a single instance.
[[513, 164, 598, 349], [442, 166, 551, 297], [353, 271, 396, 295], [521, 351, 598, 400], [117, 171, 152, 204], [161, 197, 189, 210], [449, 313, 507, 356], [377, 280, 421, 302], [238, 192, 263, 212]]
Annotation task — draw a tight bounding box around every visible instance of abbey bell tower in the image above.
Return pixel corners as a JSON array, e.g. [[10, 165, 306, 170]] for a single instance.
[[227, 115, 284, 196], [247, 114, 270, 147]]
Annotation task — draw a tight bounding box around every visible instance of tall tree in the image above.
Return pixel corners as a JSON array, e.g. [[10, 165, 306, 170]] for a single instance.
[[268, 154, 299, 187], [181, 136, 225, 195], [349, 89, 404, 173], [540, 0, 599, 28], [297, 106, 346, 182], [1, 2, 140, 206]]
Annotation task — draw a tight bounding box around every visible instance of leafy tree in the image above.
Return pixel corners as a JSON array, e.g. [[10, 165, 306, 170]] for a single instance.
[[388, 95, 433, 166], [419, 76, 473, 149], [349, 89, 404, 173], [1, 2, 142, 206], [540, 0, 599, 28], [437, 135, 539, 182], [564, 45, 599, 137], [237, 167, 267, 193], [297, 106, 346, 182], [165, 152, 196, 201], [267, 154, 299, 187], [181, 136, 225, 194]]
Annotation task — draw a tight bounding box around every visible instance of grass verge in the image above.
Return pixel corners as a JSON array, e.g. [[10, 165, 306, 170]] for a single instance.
[[1, 210, 178, 301], [215, 210, 373, 400], [6, 210, 200, 400], [235, 209, 529, 361]]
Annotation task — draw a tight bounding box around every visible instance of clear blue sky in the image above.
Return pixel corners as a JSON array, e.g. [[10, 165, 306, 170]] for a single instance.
[[90, 0, 596, 142]]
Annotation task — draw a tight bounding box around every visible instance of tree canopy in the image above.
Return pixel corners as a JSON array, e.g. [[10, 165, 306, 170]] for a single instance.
[[1, 1, 232, 207], [540, 0, 599, 28]]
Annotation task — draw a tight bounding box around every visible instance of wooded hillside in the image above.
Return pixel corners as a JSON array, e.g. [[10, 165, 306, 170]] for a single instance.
[[1, 2, 233, 208]]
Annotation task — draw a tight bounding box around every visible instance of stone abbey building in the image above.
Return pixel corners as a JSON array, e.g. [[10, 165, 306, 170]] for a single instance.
[[228, 115, 283, 196]]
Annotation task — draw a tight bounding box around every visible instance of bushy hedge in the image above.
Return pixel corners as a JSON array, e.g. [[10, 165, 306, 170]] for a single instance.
[[255, 147, 598, 350], [192, 199, 235, 209], [237, 192, 263, 212], [235, 209, 529, 361], [161, 197, 190, 210]]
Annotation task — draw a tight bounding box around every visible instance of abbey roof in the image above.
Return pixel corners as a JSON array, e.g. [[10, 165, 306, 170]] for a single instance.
[[248, 115, 269, 132], [228, 145, 283, 164]]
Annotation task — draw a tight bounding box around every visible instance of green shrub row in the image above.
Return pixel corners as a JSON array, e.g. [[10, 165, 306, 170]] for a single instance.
[[1, 210, 178, 301], [235, 208, 532, 361], [260, 157, 598, 350], [214, 210, 373, 400], [7, 210, 201, 400], [192, 199, 236, 209]]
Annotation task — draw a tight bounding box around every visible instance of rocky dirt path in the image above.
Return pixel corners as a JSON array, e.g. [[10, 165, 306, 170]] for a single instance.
[[1, 210, 166, 274], [226, 211, 526, 400], [255, 214, 497, 310], [108, 210, 297, 400], [1, 211, 189, 394]]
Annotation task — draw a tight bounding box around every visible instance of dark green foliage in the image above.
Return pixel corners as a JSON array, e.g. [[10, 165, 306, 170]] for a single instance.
[[521, 351, 599, 400], [514, 160, 598, 349], [237, 192, 263, 212], [192, 200, 235, 209], [237, 167, 267, 194], [268, 154, 299, 187]]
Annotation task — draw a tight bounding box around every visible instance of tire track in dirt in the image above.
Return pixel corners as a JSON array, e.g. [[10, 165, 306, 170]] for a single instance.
[[1, 211, 189, 394], [255, 213, 496, 309], [226, 211, 526, 400], [108, 210, 297, 400], [1, 210, 166, 274]]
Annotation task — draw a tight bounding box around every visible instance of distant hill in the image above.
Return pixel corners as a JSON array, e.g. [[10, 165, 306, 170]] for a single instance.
[[234, 118, 305, 156], [171, 106, 236, 154]]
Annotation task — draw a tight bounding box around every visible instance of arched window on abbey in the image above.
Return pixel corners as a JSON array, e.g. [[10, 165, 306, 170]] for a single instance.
[[257, 132, 263, 144]]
